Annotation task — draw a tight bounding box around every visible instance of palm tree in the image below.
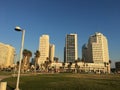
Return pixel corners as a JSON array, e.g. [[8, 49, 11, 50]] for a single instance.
[[81, 58, 84, 63], [34, 50, 40, 74], [43, 61, 49, 72], [16, 61, 19, 70], [34, 50, 40, 64], [22, 49, 32, 72], [75, 60, 79, 73], [62, 62, 65, 69], [54, 57, 59, 63], [77, 57, 81, 62], [67, 62, 72, 72], [108, 60, 112, 73], [43, 57, 52, 72], [104, 62, 107, 67], [104, 62, 110, 73], [62, 62, 65, 72], [109, 60, 112, 64]]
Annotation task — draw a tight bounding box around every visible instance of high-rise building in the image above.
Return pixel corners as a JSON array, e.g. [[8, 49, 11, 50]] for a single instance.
[[82, 32, 109, 63], [49, 44, 55, 62], [82, 44, 89, 62], [64, 34, 78, 63], [38, 35, 55, 65], [38, 35, 49, 64], [0, 42, 15, 68]]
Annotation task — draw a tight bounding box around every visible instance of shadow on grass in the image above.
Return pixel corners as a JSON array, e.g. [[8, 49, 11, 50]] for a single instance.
[[7, 85, 14, 90]]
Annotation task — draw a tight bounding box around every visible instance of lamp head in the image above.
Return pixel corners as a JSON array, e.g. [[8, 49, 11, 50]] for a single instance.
[[15, 26, 22, 31]]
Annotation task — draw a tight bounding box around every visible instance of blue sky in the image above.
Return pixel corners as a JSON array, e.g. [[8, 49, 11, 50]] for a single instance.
[[0, 0, 120, 68]]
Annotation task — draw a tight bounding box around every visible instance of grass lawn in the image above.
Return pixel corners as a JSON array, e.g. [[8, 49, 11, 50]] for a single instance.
[[2, 73, 120, 90], [0, 71, 13, 75]]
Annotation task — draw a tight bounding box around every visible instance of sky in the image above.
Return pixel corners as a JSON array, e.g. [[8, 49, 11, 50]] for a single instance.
[[0, 0, 120, 68]]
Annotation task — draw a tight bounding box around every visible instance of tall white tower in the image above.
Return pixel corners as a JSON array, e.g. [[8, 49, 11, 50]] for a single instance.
[[38, 35, 49, 64]]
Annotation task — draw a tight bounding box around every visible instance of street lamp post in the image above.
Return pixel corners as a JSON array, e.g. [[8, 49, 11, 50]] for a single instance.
[[14, 26, 25, 90]]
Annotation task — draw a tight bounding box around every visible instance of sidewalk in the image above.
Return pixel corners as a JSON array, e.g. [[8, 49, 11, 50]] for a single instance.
[[0, 75, 11, 81]]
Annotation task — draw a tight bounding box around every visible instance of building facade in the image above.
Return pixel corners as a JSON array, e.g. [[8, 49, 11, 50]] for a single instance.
[[64, 34, 78, 63], [49, 44, 55, 62], [38, 35, 55, 65], [82, 44, 89, 62], [82, 32, 109, 63], [38, 35, 50, 64], [0, 42, 15, 68], [50, 62, 110, 74]]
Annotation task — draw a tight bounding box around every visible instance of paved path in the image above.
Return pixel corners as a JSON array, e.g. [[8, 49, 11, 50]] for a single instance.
[[0, 75, 11, 81]]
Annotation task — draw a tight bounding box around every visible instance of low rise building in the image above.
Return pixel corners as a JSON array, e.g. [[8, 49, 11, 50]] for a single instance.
[[50, 62, 110, 74], [0, 42, 15, 68]]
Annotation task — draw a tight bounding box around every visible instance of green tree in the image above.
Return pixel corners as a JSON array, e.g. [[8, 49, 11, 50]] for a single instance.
[[34, 50, 40, 73], [75, 60, 79, 73], [62, 62, 65, 69], [109, 60, 112, 64], [67, 62, 72, 72], [54, 57, 59, 63], [43, 57, 52, 72], [22, 49, 32, 72], [77, 57, 81, 62]]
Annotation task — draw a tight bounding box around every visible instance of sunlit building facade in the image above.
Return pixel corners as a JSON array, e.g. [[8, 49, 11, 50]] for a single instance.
[[38, 35, 55, 65], [0, 42, 15, 68], [49, 44, 55, 62], [38, 35, 49, 64], [82, 32, 109, 63]]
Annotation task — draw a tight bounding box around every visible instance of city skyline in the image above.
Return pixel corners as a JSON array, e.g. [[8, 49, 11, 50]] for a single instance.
[[0, 0, 120, 68]]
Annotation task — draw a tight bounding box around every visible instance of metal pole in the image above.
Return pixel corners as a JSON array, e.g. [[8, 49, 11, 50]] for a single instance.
[[15, 30, 25, 90]]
